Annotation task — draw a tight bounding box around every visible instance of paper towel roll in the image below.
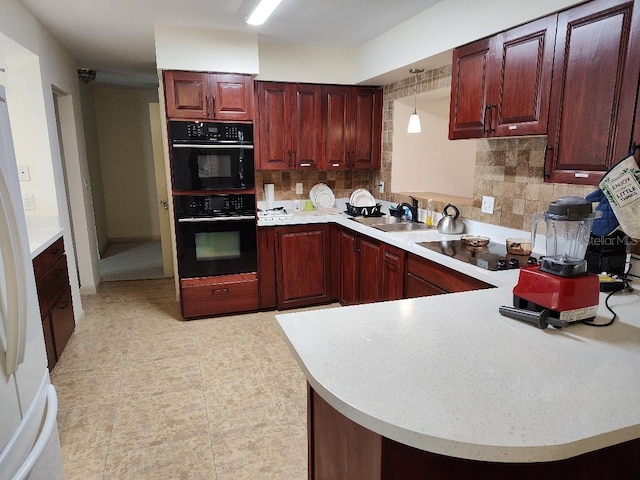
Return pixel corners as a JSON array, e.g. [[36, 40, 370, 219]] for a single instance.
[[264, 183, 275, 210]]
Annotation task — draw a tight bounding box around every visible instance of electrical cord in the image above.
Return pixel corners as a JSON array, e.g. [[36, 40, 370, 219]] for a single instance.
[[581, 273, 634, 327]]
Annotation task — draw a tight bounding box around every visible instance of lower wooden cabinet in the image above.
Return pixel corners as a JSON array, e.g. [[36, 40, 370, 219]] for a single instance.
[[180, 273, 259, 318], [274, 224, 332, 310], [339, 227, 405, 306], [33, 237, 74, 370], [406, 253, 493, 298]]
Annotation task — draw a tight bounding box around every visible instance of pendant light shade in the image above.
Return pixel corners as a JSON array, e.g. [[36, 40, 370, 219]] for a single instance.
[[407, 68, 424, 134]]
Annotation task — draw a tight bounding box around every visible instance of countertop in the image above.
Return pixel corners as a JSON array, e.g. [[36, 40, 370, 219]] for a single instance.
[[276, 286, 640, 463], [27, 227, 64, 258], [270, 198, 640, 463]]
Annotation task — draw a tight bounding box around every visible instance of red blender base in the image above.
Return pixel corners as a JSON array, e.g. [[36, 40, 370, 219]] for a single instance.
[[513, 265, 600, 323]]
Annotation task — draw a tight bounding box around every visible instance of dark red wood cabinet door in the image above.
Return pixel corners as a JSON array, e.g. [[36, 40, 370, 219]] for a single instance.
[[321, 86, 350, 170], [257, 82, 291, 170], [381, 245, 406, 302], [546, 0, 640, 185], [357, 236, 382, 304], [449, 37, 493, 139], [212, 74, 253, 121], [491, 15, 557, 137], [338, 229, 359, 305], [164, 71, 210, 120], [257, 228, 277, 310], [291, 84, 322, 170], [275, 225, 330, 309], [350, 87, 382, 170]]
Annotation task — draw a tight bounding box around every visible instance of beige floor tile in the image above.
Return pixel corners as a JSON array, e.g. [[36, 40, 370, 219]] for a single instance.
[[104, 431, 216, 480], [130, 311, 190, 337], [57, 404, 116, 480], [52, 331, 131, 375], [126, 329, 197, 363], [109, 387, 208, 451], [210, 421, 307, 480], [119, 353, 202, 396], [51, 367, 121, 413]]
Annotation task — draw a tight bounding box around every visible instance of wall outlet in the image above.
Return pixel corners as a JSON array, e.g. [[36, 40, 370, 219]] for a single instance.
[[378, 181, 384, 194], [22, 194, 35, 211], [17, 165, 30, 181], [481, 195, 495, 214], [295, 183, 303, 194]]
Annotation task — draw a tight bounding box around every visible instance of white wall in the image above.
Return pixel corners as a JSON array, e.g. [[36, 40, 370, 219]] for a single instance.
[[0, 0, 100, 309], [392, 91, 477, 198], [356, 0, 585, 84], [93, 85, 160, 241], [155, 25, 260, 74]]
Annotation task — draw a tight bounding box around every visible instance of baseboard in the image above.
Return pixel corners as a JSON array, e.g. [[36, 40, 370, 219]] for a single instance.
[[107, 235, 161, 244]]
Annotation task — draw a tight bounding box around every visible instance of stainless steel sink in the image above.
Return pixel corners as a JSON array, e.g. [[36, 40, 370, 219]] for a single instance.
[[349, 216, 435, 232]]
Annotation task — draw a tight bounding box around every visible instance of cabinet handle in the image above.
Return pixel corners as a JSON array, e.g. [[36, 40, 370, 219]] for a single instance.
[[489, 104, 496, 133], [50, 248, 61, 256], [54, 268, 65, 277], [57, 301, 69, 309], [211, 288, 230, 295], [211, 93, 216, 117], [206, 94, 210, 117], [544, 146, 552, 178], [299, 163, 311, 167], [383, 259, 398, 271], [292, 151, 297, 167], [483, 105, 490, 135]]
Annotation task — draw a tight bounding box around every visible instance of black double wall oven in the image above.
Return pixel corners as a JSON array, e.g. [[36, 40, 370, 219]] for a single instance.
[[169, 121, 258, 318]]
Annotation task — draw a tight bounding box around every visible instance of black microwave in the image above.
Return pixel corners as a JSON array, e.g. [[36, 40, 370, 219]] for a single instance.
[[169, 121, 254, 191]]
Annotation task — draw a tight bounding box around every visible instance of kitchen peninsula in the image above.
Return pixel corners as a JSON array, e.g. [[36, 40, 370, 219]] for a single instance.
[[271, 206, 640, 479]]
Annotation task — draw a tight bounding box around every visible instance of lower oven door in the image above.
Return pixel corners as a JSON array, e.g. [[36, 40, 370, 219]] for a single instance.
[[175, 216, 257, 279]]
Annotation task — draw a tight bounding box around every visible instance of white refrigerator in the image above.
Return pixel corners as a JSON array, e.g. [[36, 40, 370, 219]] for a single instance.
[[0, 85, 65, 479]]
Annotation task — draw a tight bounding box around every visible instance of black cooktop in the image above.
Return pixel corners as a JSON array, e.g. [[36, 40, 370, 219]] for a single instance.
[[416, 240, 538, 271]]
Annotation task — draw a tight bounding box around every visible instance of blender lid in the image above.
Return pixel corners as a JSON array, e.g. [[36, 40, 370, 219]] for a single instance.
[[547, 196, 596, 220]]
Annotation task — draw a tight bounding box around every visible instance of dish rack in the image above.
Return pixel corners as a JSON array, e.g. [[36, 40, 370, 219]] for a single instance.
[[346, 203, 383, 217]]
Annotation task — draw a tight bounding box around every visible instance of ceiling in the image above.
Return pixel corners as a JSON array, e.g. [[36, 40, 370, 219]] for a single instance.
[[17, 0, 442, 87]]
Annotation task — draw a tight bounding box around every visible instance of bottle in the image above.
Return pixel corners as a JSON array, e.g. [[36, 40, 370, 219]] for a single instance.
[[426, 199, 434, 226]]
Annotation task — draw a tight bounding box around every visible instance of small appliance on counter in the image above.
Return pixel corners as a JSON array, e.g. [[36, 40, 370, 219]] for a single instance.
[[512, 197, 601, 323], [437, 204, 465, 234]]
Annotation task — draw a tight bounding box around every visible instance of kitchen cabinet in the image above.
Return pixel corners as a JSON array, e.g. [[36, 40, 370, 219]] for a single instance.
[[163, 70, 254, 121], [180, 273, 259, 318], [274, 224, 332, 309], [339, 228, 405, 305], [545, 0, 640, 185], [33, 237, 74, 370], [321, 86, 383, 170], [257, 227, 277, 310], [449, 15, 556, 139], [256, 82, 322, 170], [405, 253, 493, 298]]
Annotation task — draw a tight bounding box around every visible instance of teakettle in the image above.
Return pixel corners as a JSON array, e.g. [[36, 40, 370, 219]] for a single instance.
[[437, 204, 465, 234]]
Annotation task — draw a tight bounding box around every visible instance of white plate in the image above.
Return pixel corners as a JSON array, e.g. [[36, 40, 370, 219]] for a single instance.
[[349, 188, 364, 205], [350, 189, 376, 207], [312, 185, 335, 208], [310, 183, 326, 204]]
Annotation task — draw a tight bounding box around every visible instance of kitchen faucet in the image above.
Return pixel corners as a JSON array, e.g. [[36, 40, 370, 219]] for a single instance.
[[398, 197, 419, 223]]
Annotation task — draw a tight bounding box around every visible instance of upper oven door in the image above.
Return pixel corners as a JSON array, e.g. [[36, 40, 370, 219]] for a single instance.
[[170, 144, 255, 192]]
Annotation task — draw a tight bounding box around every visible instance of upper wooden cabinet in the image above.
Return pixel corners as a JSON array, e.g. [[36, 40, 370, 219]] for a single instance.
[[449, 16, 556, 139], [545, 0, 640, 185], [163, 71, 254, 121], [256, 82, 322, 170], [255, 81, 382, 170], [321, 86, 383, 170]]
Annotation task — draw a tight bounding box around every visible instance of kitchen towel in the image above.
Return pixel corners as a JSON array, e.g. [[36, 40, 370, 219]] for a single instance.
[[599, 152, 640, 238]]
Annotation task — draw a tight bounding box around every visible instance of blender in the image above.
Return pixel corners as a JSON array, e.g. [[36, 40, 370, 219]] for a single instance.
[[512, 196, 601, 323]]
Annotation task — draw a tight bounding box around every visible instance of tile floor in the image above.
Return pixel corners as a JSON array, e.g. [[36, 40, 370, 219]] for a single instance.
[[50, 278, 325, 479]]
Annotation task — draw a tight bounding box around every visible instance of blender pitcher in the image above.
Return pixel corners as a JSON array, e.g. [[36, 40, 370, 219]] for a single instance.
[[531, 196, 600, 277]]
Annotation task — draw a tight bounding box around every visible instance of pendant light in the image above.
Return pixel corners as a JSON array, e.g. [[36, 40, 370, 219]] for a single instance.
[[407, 68, 424, 133]]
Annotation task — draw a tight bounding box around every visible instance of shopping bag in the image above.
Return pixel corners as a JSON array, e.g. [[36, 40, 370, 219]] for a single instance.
[[599, 152, 640, 238]]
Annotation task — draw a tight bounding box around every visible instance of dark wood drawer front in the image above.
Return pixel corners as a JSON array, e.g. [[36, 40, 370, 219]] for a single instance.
[[33, 237, 64, 280], [51, 288, 74, 362], [407, 255, 493, 293], [406, 273, 447, 298], [36, 256, 69, 316], [181, 274, 259, 318]]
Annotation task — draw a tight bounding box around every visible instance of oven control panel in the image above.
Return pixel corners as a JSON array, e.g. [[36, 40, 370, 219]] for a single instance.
[[170, 121, 253, 144], [174, 194, 256, 218]]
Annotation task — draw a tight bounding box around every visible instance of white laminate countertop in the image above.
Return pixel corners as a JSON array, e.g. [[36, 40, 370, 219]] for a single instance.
[[276, 286, 640, 463], [27, 227, 64, 258]]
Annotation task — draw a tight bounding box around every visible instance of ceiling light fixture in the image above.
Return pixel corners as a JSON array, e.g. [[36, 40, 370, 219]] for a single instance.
[[246, 0, 284, 25], [407, 68, 424, 134], [77, 68, 96, 84]]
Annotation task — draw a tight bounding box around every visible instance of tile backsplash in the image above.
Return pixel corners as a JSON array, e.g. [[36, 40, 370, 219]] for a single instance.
[[255, 66, 604, 235]]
